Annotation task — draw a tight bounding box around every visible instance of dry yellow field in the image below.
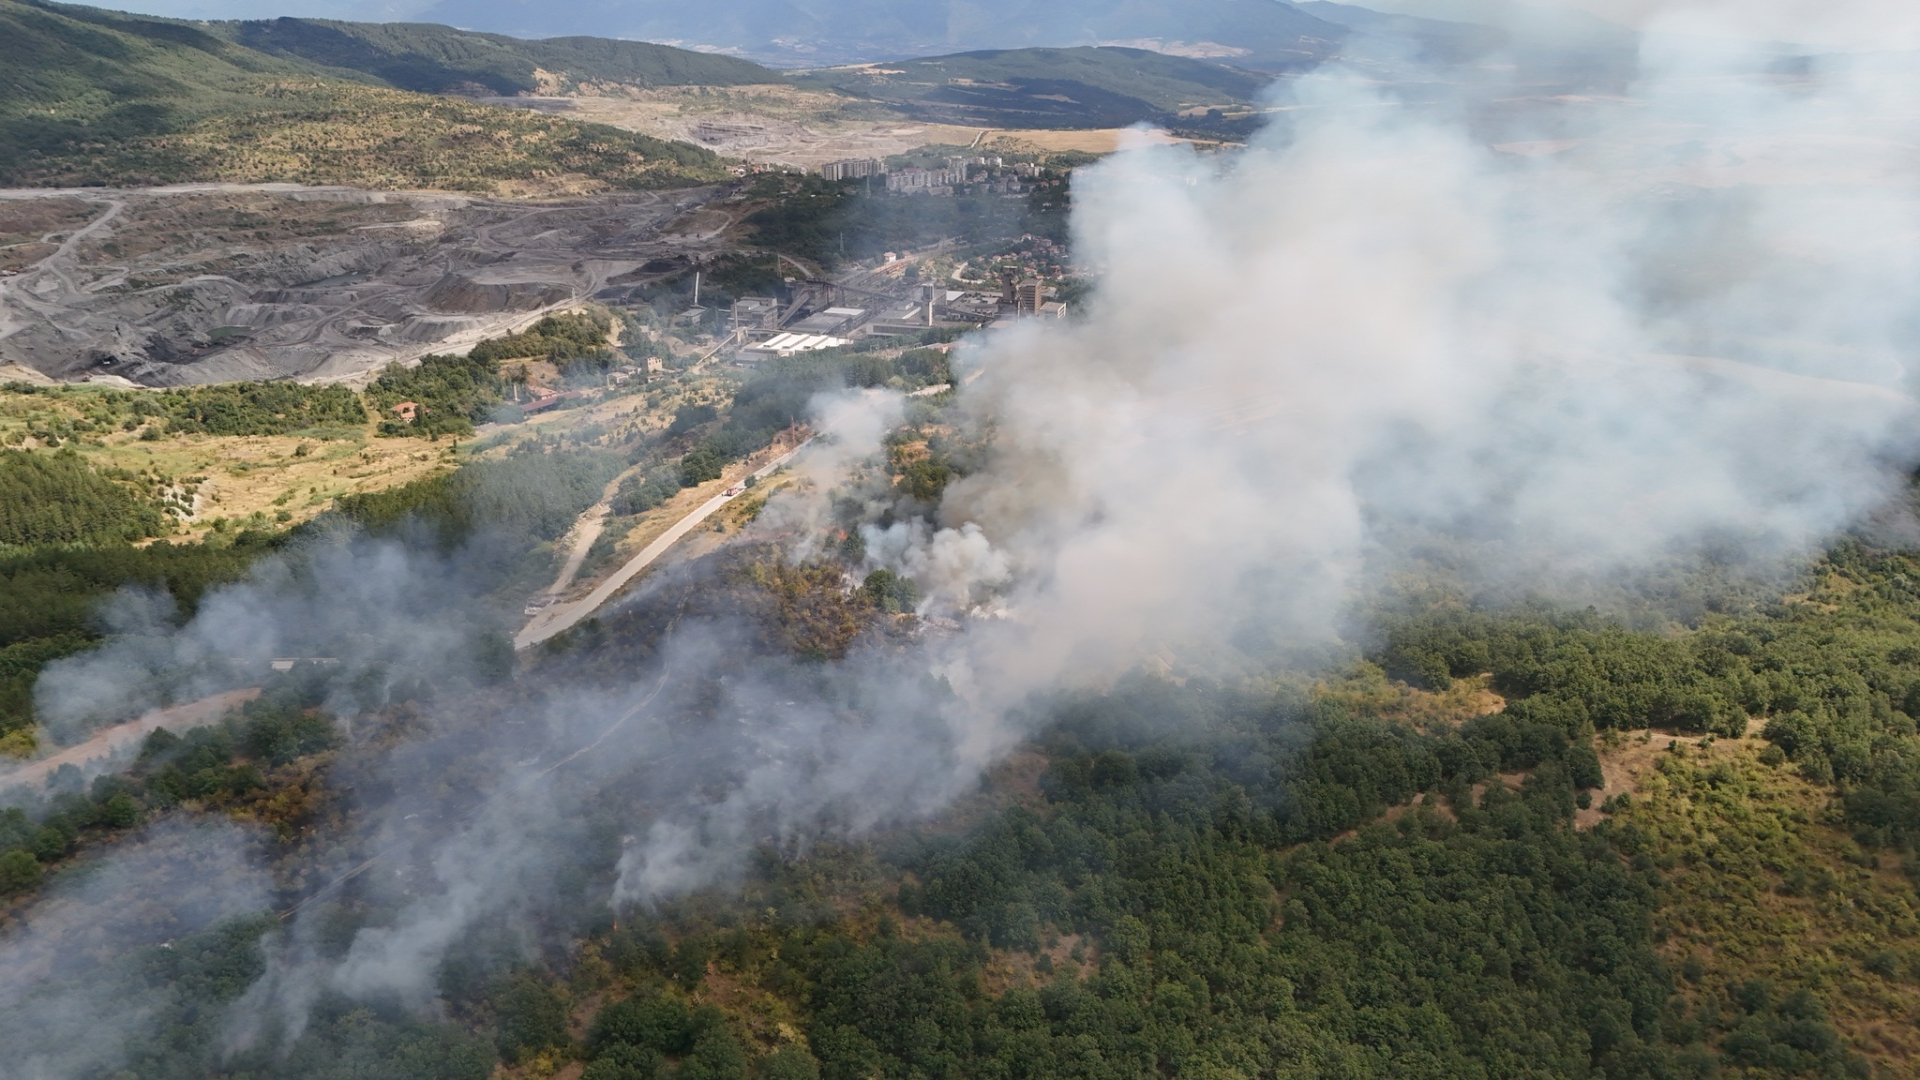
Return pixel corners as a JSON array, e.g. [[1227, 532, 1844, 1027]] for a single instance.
[[0, 387, 456, 539], [978, 128, 1215, 154], [119, 433, 458, 539], [490, 83, 1227, 169]]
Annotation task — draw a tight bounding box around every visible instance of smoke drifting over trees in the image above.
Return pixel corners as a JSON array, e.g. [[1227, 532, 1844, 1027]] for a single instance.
[[7, 1, 1920, 1075]]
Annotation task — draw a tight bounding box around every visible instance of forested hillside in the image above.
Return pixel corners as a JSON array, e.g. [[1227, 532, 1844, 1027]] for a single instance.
[[10, 527, 1920, 1076], [407, 0, 1347, 69], [798, 46, 1271, 128], [8, 370, 1920, 1076], [4, 334, 1918, 1077], [218, 17, 777, 96], [0, 450, 167, 548], [0, 0, 729, 190]]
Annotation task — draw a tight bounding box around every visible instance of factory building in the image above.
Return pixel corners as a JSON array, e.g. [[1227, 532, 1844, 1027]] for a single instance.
[[730, 297, 781, 330], [791, 306, 867, 336], [739, 333, 852, 361]]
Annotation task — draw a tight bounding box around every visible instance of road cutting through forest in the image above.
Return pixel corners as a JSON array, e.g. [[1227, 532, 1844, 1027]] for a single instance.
[[514, 437, 814, 650]]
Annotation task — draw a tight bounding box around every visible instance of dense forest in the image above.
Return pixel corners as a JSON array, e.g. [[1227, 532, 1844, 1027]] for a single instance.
[[364, 311, 624, 436], [337, 447, 620, 553], [0, 450, 168, 547], [0, 532, 279, 750], [366, 352, 509, 438], [0, 679, 341, 898], [1, 381, 366, 444], [152, 383, 367, 437], [13, 528, 1920, 1077], [467, 310, 614, 369]]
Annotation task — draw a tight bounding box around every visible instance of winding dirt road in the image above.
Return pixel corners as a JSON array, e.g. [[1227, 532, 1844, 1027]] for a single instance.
[[515, 438, 813, 651], [0, 688, 261, 796]]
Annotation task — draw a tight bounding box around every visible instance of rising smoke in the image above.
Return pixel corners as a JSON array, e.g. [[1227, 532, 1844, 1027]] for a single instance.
[[0, 820, 273, 1080], [621, 0, 1920, 995], [7, 0, 1920, 1072]]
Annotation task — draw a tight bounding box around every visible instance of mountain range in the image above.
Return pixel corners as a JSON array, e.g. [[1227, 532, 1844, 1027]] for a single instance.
[[343, 0, 1353, 69], [0, 0, 1652, 189]]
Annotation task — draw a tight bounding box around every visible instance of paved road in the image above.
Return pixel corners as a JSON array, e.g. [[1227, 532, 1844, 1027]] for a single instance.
[[515, 438, 814, 650]]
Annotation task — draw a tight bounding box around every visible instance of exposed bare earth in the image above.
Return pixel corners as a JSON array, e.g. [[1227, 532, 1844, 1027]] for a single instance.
[[516, 435, 813, 650], [486, 85, 1216, 168], [1576, 716, 1767, 829], [976, 128, 1212, 154], [493, 86, 989, 170], [0, 183, 729, 386], [0, 688, 261, 795]]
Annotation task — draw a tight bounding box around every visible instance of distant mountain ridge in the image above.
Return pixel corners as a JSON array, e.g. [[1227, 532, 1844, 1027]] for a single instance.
[[410, 0, 1351, 69], [796, 46, 1275, 129], [216, 16, 778, 95]]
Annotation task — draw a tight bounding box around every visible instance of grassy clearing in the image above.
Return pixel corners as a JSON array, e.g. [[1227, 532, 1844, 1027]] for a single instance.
[[0, 385, 457, 539], [1313, 664, 1509, 733]]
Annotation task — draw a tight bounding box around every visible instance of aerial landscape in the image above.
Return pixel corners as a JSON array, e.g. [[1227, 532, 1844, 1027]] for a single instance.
[[3, 0, 1920, 1077]]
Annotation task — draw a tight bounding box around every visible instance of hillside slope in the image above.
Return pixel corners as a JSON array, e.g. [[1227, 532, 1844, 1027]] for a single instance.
[[1297, 1, 1509, 63], [0, 0, 729, 191], [799, 46, 1274, 129], [1302, 0, 1638, 83], [411, 0, 1348, 69], [216, 17, 778, 96]]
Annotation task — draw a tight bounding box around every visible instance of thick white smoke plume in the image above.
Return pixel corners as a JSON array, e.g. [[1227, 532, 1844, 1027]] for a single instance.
[[852, 6, 1920, 709], [8, 2, 1920, 1074]]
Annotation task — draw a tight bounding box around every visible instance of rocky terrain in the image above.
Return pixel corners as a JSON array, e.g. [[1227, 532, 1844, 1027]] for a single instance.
[[0, 184, 729, 386]]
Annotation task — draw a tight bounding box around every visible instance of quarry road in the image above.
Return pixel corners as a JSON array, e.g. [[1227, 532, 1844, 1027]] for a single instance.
[[0, 688, 262, 796], [0, 195, 124, 338], [515, 438, 814, 651]]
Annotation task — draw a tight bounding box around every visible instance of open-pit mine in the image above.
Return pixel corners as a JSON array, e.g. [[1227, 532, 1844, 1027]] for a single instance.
[[0, 183, 732, 387]]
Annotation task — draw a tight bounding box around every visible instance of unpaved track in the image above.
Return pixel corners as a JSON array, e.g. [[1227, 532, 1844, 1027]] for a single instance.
[[516, 438, 813, 650], [540, 462, 649, 600], [0, 195, 123, 339], [0, 688, 261, 795]]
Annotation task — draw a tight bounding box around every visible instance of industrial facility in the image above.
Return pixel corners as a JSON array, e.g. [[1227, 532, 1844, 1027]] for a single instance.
[[738, 332, 852, 360], [717, 235, 1070, 365], [1001, 274, 1068, 319]]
